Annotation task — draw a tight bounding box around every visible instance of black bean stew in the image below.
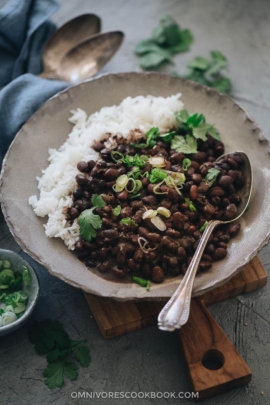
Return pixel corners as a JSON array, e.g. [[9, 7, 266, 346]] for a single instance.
[[68, 133, 244, 285]]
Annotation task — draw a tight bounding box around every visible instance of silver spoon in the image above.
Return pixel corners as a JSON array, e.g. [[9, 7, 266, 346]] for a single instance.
[[42, 14, 101, 74], [158, 151, 252, 331], [39, 31, 124, 83]]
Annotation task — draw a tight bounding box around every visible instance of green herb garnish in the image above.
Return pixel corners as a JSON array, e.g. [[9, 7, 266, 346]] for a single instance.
[[205, 168, 220, 187], [132, 276, 150, 291], [180, 51, 231, 94], [182, 158, 191, 171], [77, 208, 102, 242], [135, 15, 193, 69], [130, 127, 160, 149], [91, 194, 106, 208], [174, 109, 220, 141], [121, 218, 138, 227], [185, 198, 197, 212], [113, 205, 121, 216], [200, 221, 209, 232], [171, 134, 198, 154], [28, 319, 90, 389], [159, 131, 176, 144], [149, 168, 168, 183], [111, 152, 148, 168]]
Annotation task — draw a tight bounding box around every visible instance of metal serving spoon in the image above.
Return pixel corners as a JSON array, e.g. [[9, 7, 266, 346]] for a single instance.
[[39, 31, 124, 83], [42, 14, 101, 74], [158, 151, 252, 331]]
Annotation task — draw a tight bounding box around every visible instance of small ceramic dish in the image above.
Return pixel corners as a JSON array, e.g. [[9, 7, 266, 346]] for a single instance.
[[1, 73, 270, 300], [0, 249, 39, 336]]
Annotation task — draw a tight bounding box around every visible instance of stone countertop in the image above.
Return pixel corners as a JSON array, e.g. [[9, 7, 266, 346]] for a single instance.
[[0, 0, 270, 404]]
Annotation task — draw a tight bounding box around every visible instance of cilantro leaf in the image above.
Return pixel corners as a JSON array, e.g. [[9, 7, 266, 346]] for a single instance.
[[159, 131, 176, 143], [174, 109, 220, 141], [75, 346, 91, 367], [63, 362, 78, 381], [47, 348, 68, 363], [171, 135, 198, 154], [29, 320, 70, 354], [43, 362, 65, 389], [175, 50, 232, 94], [78, 208, 102, 242], [121, 218, 138, 227], [92, 194, 106, 208], [139, 51, 172, 69], [135, 15, 193, 69], [205, 168, 221, 186]]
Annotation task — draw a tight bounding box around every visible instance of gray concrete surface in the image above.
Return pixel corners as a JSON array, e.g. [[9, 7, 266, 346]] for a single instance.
[[0, 0, 270, 404]]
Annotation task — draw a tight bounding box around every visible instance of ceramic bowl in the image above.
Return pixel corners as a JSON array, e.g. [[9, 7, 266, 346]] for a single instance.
[[1, 73, 270, 300], [0, 249, 39, 336]]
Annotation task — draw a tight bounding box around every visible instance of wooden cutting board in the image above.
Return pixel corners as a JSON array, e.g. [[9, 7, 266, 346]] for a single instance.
[[84, 257, 267, 400]]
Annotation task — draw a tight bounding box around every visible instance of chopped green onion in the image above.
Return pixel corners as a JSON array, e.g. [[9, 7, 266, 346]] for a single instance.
[[22, 266, 31, 287], [153, 180, 168, 194], [132, 276, 150, 291], [111, 151, 124, 162], [130, 193, 141, 199], [200, 221, 209, 232], [185, 198, 197, 212], [182, 158, 192, 171], [121, 218, 138, 227], [112, 174, 129, 192], [159, 131, 176, 144], [149, 168, 168, 183], [125, 178, 136, 193], [113, 205, 121, 216], [3, 260, 11, 269]]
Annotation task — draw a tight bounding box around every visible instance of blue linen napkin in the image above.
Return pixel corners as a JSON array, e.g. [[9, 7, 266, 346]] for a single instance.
[[0, 0, 68, 167]]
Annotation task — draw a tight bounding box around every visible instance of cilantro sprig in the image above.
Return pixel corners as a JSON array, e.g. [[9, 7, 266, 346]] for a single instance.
[[171, 134, 198, 154], [135, 15, 193, 69], [28, 319, 91, 389], [174, 51, 232, 94], [130, 127, 160, 149], [204, 168, 221, 187], [77, 194, 106, 242], [175, 109, 220, 141]]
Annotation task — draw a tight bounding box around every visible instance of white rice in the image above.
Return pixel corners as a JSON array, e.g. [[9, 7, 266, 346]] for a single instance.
[[29, 94, 184, 250]]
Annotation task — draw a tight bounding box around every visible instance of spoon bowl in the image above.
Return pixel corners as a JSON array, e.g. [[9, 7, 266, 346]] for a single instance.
[[42, 14, 101, 73], [158, 151, 252, 331], [39, 31, 124, 83]]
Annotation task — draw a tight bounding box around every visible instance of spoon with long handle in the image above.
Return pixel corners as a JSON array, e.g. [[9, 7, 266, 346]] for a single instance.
[[158, 151, 252, 331], [42, 14, 101, 74], [39, 31, 124, 83]]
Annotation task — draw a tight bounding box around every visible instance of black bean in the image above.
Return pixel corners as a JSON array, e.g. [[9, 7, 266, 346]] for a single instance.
[[77, 161, 89, 172], [209, 187, 225, 197], [224, 203, 238, 220], [101, 229, 119, 240], [199, 261, 212, 271], [152, 266, 165, 283], [104, 168, 119, 180], [134, 249, 144, 262], [227, 157, 238, 169], [69, 207, 80, 219], [190, 185, 198, 200], [76, 174, 88, 186], [92, 141, 104, 151], [141, 264, 151, 278], [117, 190, 129, 200], [170, 152, 184, 164], [165, 228, 181, 239], [142, 195, 157, 205], [75, 240, 84, 251], [228, 222, 241, 237], [218, 175, 233, 187], [88, 160, 95, 171], [213, 248, 227, 260], [191, 173, 202, 184], [145, 233, 161, 243]]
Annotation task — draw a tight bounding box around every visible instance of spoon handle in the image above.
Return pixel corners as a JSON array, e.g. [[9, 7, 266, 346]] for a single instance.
[[158, 219, 221, 331]]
